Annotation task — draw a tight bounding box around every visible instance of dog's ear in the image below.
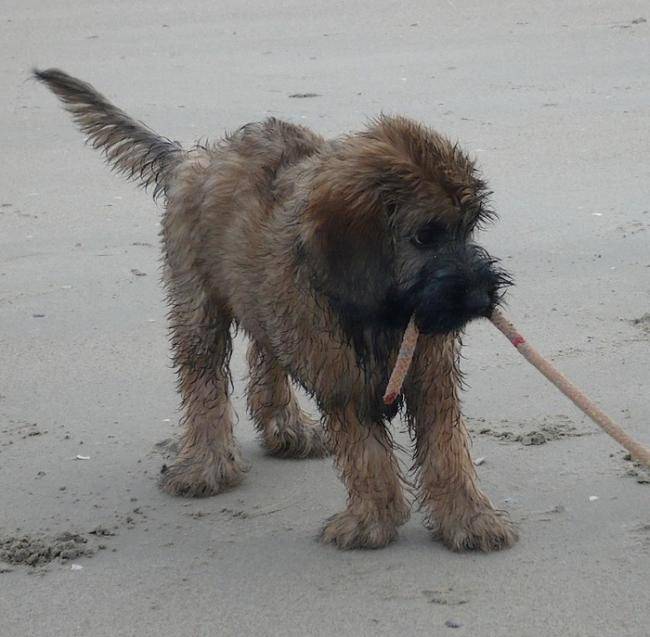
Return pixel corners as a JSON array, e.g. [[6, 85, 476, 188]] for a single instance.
[[299, 155, 396, 318]]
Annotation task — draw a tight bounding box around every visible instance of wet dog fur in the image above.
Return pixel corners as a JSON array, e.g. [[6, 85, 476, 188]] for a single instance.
[[34, 68, 517, 551]]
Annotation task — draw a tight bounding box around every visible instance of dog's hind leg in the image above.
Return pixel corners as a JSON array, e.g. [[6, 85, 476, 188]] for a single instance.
[[404, 335, 518, 551], [159, 275, 248, 497], [320, 408, 410, 549], [246, 341, 330, 458]]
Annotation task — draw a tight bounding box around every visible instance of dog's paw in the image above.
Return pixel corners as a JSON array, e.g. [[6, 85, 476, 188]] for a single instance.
[[261, 412, 331, 459], [434, 507, 518, 552], [159, 445, 249, 498], [320, 506, 408, 550]]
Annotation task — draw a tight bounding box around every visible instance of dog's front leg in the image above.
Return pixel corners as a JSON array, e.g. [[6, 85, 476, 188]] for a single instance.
[[320, 406, 409, 549], [404, 334, 518, 552]]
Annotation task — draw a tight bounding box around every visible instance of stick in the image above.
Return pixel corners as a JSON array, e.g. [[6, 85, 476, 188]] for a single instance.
[[383, 310, 650, 469], [489, 309, 650, 468], [383, 316, 419, 405]]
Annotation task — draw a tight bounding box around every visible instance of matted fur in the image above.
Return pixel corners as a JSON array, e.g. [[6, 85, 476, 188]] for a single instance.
[[35, 68, 517, 551]]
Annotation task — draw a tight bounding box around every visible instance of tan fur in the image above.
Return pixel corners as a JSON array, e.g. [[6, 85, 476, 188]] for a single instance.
[[246, 341, 329, 458], [404, 336, 518, 551], [35, 69, 517, 551], [321, 407, 410, 549]]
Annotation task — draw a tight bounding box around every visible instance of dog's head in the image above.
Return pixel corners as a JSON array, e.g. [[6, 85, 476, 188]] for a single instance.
[[300, 115, 511, 336]]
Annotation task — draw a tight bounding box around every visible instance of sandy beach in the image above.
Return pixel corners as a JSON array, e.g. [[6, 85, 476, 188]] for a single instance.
[[1, 1, 649, 635]]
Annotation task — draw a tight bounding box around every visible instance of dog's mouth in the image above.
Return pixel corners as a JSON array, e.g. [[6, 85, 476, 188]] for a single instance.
[[414, 295, 495, 335], [410, 246, 512, 335]]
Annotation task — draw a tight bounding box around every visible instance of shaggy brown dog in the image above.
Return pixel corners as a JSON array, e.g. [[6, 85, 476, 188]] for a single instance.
[[35, 69, 518, 551]]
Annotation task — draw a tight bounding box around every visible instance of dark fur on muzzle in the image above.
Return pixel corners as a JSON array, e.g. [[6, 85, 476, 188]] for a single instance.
[[410, 244, 512, 335]]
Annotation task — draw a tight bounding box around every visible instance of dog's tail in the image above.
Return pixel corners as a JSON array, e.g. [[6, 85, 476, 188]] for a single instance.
[[33, 68, 183, 199]]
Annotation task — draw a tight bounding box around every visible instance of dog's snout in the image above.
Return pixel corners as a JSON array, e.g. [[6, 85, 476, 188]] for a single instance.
[[409, 242, 511, 335]]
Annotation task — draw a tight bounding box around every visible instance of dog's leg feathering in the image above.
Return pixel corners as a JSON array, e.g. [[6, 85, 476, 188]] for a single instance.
[[246, 341, 330, 459], [159, 269, 248, 497], [320, 408, 410, 549], [404, 335, 518, 552]]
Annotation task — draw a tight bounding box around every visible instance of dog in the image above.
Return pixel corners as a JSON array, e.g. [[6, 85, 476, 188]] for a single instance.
[[35, 68, 517, 551]]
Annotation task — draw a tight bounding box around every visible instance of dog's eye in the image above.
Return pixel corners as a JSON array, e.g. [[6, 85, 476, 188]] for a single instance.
[[412, 223, 444, 248]]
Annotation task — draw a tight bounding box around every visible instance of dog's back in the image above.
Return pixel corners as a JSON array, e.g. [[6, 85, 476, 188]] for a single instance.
[[160, 118, 326, 330], [34, 68, 323, 320]]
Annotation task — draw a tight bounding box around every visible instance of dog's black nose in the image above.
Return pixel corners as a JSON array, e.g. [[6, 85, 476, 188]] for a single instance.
[[463, 289, 492, 316]]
